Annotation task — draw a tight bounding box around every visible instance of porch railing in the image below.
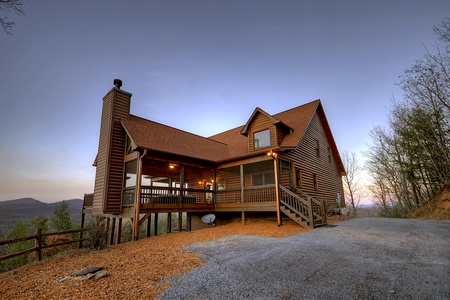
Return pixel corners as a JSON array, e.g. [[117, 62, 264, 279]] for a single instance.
[[122, 184, 277, 206], [83, 193, 94, 208]]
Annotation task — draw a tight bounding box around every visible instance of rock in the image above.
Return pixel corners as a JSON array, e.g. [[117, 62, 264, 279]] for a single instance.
[[74, 266, 103, 276], [58, 275, 72, 283], [94, 270, 109, 279]]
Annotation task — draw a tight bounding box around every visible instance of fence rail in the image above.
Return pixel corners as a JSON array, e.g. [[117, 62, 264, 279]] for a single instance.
[[0, 228, 89, 262]]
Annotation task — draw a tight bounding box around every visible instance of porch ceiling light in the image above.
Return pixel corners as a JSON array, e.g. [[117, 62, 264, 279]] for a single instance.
[[267, 150, 278, 158], [169, 164, 175, 169]]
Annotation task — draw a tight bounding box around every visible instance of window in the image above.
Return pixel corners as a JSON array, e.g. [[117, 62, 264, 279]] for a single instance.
[[254, 129, 271, 149], [252, 172, 275, 186], [327, 147, 332, 163], [295, 169, 302, 188], [314, 139, 320, 158], [124, 160, 137, 187], [313, 174, 318, 190]]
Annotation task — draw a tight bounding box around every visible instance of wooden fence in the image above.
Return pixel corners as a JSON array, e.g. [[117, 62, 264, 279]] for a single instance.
[[0, 228, 89, 262]]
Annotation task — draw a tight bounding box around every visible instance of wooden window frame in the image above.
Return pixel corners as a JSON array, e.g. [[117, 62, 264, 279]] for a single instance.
[[252, 171, 275, 186], [327, 147, 332, 163], [254, 129, 271, 149], [314, 139, 320, 158]]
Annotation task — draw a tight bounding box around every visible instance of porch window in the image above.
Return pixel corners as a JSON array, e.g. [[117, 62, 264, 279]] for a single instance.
[[254, 129, 271, 149], [313, 174, 318, 190], [252, 172, 275, 186]]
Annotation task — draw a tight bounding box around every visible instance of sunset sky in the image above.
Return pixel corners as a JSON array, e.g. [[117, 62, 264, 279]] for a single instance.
[[1, 1, 449, 202]]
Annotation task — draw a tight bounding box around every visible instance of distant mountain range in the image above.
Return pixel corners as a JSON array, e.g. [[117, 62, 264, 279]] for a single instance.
[[0, 198, 83, 235]]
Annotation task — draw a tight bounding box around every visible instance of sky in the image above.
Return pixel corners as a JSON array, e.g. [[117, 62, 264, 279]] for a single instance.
[[1, 0, 449, 203]]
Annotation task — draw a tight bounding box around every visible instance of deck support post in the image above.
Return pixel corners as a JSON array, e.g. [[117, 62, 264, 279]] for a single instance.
[[109, 217, 116, 245], [116, 218, 122, 244], [240, 164, 246, 226], [133, 150, 146, 240], [146, 216, 151, 237], [167, 213, 172, 233], [178, 212, 183, 232], [273, 155, 281, 226], [187, 213, 191, 231], [154, 213, 158, 236]]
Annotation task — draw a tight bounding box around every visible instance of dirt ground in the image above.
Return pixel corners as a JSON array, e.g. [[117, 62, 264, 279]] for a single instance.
[[407, 186, 450, 220], [1, 189, 448, 300], [0, 220, 311, 300]]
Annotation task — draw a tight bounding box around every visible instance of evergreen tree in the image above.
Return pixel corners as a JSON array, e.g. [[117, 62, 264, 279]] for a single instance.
[[50, 202, 73, 231]]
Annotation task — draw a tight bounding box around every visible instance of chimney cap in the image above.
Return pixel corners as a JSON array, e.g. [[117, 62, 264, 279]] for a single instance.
[[113, 79, 122, 89]]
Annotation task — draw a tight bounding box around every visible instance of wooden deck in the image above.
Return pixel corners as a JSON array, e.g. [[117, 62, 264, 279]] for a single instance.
[[83, 184, 326, 228]]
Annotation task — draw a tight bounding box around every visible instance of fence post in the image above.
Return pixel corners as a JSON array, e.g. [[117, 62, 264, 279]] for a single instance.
[[35, 228, 42, 261], [79, 212, 85, 249]]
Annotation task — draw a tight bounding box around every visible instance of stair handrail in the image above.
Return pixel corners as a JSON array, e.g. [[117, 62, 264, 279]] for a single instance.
[[279, 185, 310, 219], [291, 187, 327, 223]]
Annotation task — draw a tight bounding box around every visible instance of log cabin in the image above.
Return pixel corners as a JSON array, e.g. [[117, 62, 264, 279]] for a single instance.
[[82, 79, 346, 243]]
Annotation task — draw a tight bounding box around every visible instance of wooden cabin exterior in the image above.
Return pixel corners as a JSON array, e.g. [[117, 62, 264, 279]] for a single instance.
[[83, 79, 346, 243]]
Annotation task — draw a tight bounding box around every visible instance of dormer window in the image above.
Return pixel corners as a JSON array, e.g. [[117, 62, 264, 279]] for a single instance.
[[254, 129, 271, 149]]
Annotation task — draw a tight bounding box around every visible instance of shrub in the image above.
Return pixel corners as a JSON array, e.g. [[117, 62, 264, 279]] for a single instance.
[[86, 215, 108, 250]]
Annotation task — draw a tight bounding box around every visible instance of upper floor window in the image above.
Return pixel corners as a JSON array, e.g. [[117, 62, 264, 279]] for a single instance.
[[314, 139, 320, 158], [254, 129, 271, 149], [327, 147, 332, 163]]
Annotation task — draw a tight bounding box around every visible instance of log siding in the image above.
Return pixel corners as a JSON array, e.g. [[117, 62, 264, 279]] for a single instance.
[[93, 88, 131, 214], [281, 111, 344, 211]]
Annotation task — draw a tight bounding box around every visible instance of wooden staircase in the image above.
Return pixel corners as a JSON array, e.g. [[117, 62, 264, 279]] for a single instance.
[[278, 185, 327, 228]]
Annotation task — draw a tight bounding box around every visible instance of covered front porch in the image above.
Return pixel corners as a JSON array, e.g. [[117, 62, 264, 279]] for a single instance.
[[122, 156, 279, 213], [82, 153, 327, 242]]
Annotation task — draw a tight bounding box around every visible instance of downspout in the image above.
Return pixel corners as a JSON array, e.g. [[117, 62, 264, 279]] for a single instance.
[[133, 149, 146, 240]]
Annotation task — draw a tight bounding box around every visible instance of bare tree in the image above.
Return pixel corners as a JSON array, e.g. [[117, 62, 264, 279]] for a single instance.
[[365, 17, 450, 217], [342, 150, 364, 216], [0, 0, 25, 35]]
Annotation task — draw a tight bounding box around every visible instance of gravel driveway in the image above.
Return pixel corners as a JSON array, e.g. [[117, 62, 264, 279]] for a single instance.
[[161, 218, 450, 299]]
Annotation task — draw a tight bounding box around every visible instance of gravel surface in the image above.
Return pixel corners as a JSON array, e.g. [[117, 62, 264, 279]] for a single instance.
[[162, 218, 450, 300], [0, 220, 309, 299]]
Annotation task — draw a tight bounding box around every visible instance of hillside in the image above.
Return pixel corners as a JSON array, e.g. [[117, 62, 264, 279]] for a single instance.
[[407, 186, 450, 220], [0, 198, 83, 235]]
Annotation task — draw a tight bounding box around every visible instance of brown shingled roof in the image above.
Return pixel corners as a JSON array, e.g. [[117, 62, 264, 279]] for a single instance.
[[209, 99, 320, 152], [121, 115, 229, 161], [274, 99, 320, 148], [121, 99, 344, 173]]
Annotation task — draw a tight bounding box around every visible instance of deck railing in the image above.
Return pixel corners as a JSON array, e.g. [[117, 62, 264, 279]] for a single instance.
[[83, 193, 94, 208], [122, 185, 277, 206]]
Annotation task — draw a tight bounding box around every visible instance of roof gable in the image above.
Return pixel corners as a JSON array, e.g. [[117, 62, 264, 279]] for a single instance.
[[240, 107, 293, 136]]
